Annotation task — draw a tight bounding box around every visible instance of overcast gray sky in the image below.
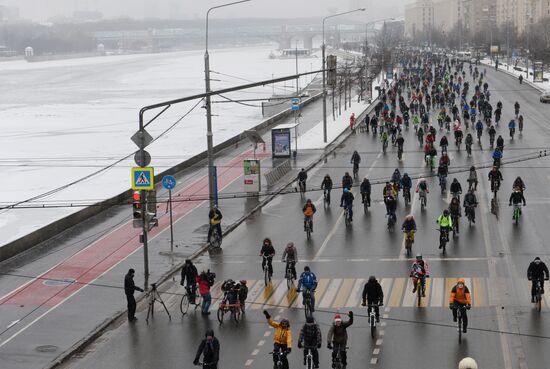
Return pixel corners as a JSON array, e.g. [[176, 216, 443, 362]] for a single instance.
[[2, 0, 406, 21]]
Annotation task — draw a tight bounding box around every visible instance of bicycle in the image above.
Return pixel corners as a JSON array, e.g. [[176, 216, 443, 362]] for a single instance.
[[387, 212, 396, 232], [366, 303, 382, 338], [419, 190, 427, 210], [451, 213, 459, 238], [343, 206, 352, 227], [180, 285, 201, 315], [305, 347, 314, 369], [217, 301, 241, 323], [262, 255, 272, 286], [489, 135, 495, 149], [305, 217, 313, 240], [413, 274, 426, 307], [285, 261, 295, 289], [466, 142, 472, 157], [404, 230, 415, 257], [299, 180, 306, 196], [465, 205, 475, 227], [439, 175, 447, 194], [323, 189, 331, 206], [300, 288, 314, 319], [330, 344, 348, 369], [269, 347, 288, 369], [382, 139, 388, 154], [403, 187, 411, 206], [209, 226, 222, 249], [531, 278, 547, 312], [453, 302, 469, 343], [511, 203, 523, 225], [352, 162, 359, 178], [491, 179, 500, 198], [397, 146, 403, 161], [438, 228, 450, 253]]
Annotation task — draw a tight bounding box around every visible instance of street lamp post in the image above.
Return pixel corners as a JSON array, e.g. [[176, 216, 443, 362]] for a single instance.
[[205, 0, 250, 210], [322, 8, 365, 143]]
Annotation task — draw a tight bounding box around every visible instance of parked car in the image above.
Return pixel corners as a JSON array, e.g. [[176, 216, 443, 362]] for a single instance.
[[540, 90, 550, 103]]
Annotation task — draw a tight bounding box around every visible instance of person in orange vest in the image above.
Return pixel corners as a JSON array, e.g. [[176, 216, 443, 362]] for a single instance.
[[449, 278, 472, 333]]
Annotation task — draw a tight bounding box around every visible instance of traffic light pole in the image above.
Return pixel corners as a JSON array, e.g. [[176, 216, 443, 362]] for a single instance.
[[140, 194, 149, 288]]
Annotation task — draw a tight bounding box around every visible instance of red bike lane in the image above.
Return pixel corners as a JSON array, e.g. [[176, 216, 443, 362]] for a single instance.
[[0, 149, 270, 308]]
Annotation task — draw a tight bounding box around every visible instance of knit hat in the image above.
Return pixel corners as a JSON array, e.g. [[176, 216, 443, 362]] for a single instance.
[[334, 314, 342, 323]]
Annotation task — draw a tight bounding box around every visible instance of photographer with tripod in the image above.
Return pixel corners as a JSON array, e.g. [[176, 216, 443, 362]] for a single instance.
[[124, 268, 143, 322]]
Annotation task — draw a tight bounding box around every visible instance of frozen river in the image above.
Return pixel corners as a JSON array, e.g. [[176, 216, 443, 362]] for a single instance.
[[0, 45, 321, 246]]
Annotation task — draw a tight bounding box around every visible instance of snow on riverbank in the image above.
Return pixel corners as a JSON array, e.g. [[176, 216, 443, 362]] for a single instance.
[[0, 45, 321, 246]]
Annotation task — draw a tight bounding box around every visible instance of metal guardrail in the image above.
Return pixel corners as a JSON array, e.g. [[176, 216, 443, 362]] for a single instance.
[[264, 159, 292, 186]]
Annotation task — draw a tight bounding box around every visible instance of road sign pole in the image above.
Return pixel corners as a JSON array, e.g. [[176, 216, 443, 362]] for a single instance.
[[169, 189, 174, 253]]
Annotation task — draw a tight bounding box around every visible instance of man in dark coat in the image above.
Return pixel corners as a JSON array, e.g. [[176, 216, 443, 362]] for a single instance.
[[124, 268, 143, 322]]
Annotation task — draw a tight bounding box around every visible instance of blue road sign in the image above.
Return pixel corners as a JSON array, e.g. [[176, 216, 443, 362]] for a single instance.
[[131, 167, 154, 190], [162, 175, 176, 190], [291, 97, 300, 111]]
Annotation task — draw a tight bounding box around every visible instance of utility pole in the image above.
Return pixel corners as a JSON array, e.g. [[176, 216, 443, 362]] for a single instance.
[[204, 0, 251, 210]]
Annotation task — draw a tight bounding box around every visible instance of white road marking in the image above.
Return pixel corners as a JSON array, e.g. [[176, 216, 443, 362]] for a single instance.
[[251, 349, 259, 356], [376, 338, 383, 346], [245, 359, 254, 366], [264, 331, 271, 337], [370, 358, 378, 364], [345, 278, 365, 307], [6, 320, 19, 329], [379, 330, 385, 336], [373, 348, 380, 355], [258, 340, 265, 347]]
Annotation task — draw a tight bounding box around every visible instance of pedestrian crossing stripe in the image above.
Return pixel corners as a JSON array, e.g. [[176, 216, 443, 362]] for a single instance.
[[131, 167, 154, 190], [161, 277, 510, 313]]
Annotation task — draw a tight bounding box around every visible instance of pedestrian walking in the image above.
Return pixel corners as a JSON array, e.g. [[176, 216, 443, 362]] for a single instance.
[[124, 268, 143, 322], [349, 113, 356, 132], [193, 329, 220, 368]]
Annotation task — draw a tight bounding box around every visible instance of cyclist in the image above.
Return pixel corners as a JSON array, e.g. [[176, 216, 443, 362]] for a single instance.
[[360, 177, 371, 207], [412, 114, 420, 131], [437, 163, 448, 188], [492, 147, 503, 167], [282, 242, 298, 280], [488, 166, 503, 193], [417, 126, 424, 144], [454, 127, 463, 146], [297, 169, 308, 192], [436, 209, 453, 248], [321, 174, 333, 204], [342, 172, 353, 191], [384, 193, 397, 217], [401, 214, 417, 240], [361, 276, 384, 322], [396, 133, 405, 156], [439, 152, 450, 167], [449, 278, 471, 333], [193, 329, 220, 368], [465, 132, 473, 153], [298, 316, 322, 369], [449, 197, 462, 234], [475, 120, 483, 140], [263, 310, 292, 369], [509, 187, 526, 213], [350, 150, 361, 175], [410, 254, 429, 297], [381, 131, 389, 150], [181, 259, 198, 304], [383, 181, 397, 201], [440, 135, 449, 154], [463, 189, 478, 223], [297, 266, 318, 312], [303, 199, 317, 232], [401, 173, 413, 202], [488, 125, 496, 146], [237, 280, 248, 310], [450, 178, 463, 199], [513, 176, 526, 193], [508, 118, 516, 139], [416, 178, 429, 195], [494, 136, 503, 153], [514, 101, 520, 116], [327, 311, 353, 369], [518, 114, 524, 132], [207, 206, 223, 244], [340, 188, 355, 222], [260, 238, 276, 279], [527, 257, 550, 303]]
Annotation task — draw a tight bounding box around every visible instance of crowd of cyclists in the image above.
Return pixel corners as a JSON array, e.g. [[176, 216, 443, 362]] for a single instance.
[[192, 51, 548, 369]]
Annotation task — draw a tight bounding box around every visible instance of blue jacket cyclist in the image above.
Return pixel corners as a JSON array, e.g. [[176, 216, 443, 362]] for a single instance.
[[297, 266, 318, 312]]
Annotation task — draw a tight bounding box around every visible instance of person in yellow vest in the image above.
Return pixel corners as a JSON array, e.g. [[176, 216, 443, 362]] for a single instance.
[[207, 205, 222, 244], [263, 310, 292, 369]]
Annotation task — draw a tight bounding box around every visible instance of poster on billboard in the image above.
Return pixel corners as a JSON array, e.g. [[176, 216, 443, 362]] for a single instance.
[[243, 159, 261, 193], [534, 62, 544, 82], [271, 128, 291, 158]]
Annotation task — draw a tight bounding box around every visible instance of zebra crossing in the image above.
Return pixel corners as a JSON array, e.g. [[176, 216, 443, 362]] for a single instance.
[[158, 276, 541, 312]]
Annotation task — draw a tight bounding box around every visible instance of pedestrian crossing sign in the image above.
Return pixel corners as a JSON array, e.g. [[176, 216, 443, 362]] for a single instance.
[[131, 167, 154, 190]]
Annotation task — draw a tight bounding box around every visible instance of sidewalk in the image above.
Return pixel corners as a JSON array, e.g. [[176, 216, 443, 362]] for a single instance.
[[0, 81, 378, 369], [480, 57, 549, 93]]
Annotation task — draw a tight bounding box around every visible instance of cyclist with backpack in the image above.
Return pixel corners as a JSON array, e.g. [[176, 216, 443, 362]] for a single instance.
[[298, 316, 322, 368], [297, 266, 318, 312]]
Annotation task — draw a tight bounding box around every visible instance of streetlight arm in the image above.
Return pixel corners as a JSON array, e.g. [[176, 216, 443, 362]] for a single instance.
[[206, 0, 251, 51]]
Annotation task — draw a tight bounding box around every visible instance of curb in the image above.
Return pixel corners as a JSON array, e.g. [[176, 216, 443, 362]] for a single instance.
[[46, 93, 379, 369]]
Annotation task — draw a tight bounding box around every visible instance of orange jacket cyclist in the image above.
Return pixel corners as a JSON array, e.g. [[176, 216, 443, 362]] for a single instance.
[[449, 278, 472, 333], [303, 199, 317, 232]]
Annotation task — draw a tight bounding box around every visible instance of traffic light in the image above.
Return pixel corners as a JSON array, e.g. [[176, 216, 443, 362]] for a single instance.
[[132, 191, 143, 228], [146, 190, 158, 230], [327, 55, 337, 88]]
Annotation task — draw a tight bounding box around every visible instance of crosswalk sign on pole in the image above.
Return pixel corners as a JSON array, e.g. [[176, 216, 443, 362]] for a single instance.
[[131, 167, 154, 190]]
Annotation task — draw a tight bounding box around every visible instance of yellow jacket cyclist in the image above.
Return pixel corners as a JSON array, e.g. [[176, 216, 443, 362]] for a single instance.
[[264, 310, 292, 369]]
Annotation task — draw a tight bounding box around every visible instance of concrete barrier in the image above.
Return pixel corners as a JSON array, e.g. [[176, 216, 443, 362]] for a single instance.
[[0, 91, 323, 262]]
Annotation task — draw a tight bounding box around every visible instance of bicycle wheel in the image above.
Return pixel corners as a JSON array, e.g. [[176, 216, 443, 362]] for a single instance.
[[306, 353, 313, 369], [304, 299, 312, 319], [537, 293, 542, 312], [371, 317, 376, 338], [211, 232, 221, 248], [458, 315, 462, 342], [180, 293, 190, 315], [286, 275, 292, 289], [264, 267, 269, 286], [217, 308, 225, 323], [417, 282, 422, 307], [306, 225, 311, 240]]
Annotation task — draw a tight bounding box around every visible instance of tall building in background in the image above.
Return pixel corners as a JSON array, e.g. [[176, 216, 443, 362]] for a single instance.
[[466, 0, 497, 35], [404, 0, 434, 39]]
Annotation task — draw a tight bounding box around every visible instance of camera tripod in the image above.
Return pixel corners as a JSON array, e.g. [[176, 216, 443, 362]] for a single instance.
[[146, 283, 171, 323]]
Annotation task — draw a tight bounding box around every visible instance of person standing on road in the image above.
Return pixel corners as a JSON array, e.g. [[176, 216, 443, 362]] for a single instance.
[[207, 206, 222, 244], [124, 268, 143, 322], [327, 311, 353, 369], [298, 316, 322, 369], [193, 329, 220, 368], [197, 270, 215, 315], [527, 257, 549, 302], [181, 259, 198, 304], [349, 112, 356, 131]]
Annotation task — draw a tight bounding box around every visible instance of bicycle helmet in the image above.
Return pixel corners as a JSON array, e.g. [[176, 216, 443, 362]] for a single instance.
[[416, 254, 423, 261], [458, 357, 478, 369], [280, 318, 290, 328]]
